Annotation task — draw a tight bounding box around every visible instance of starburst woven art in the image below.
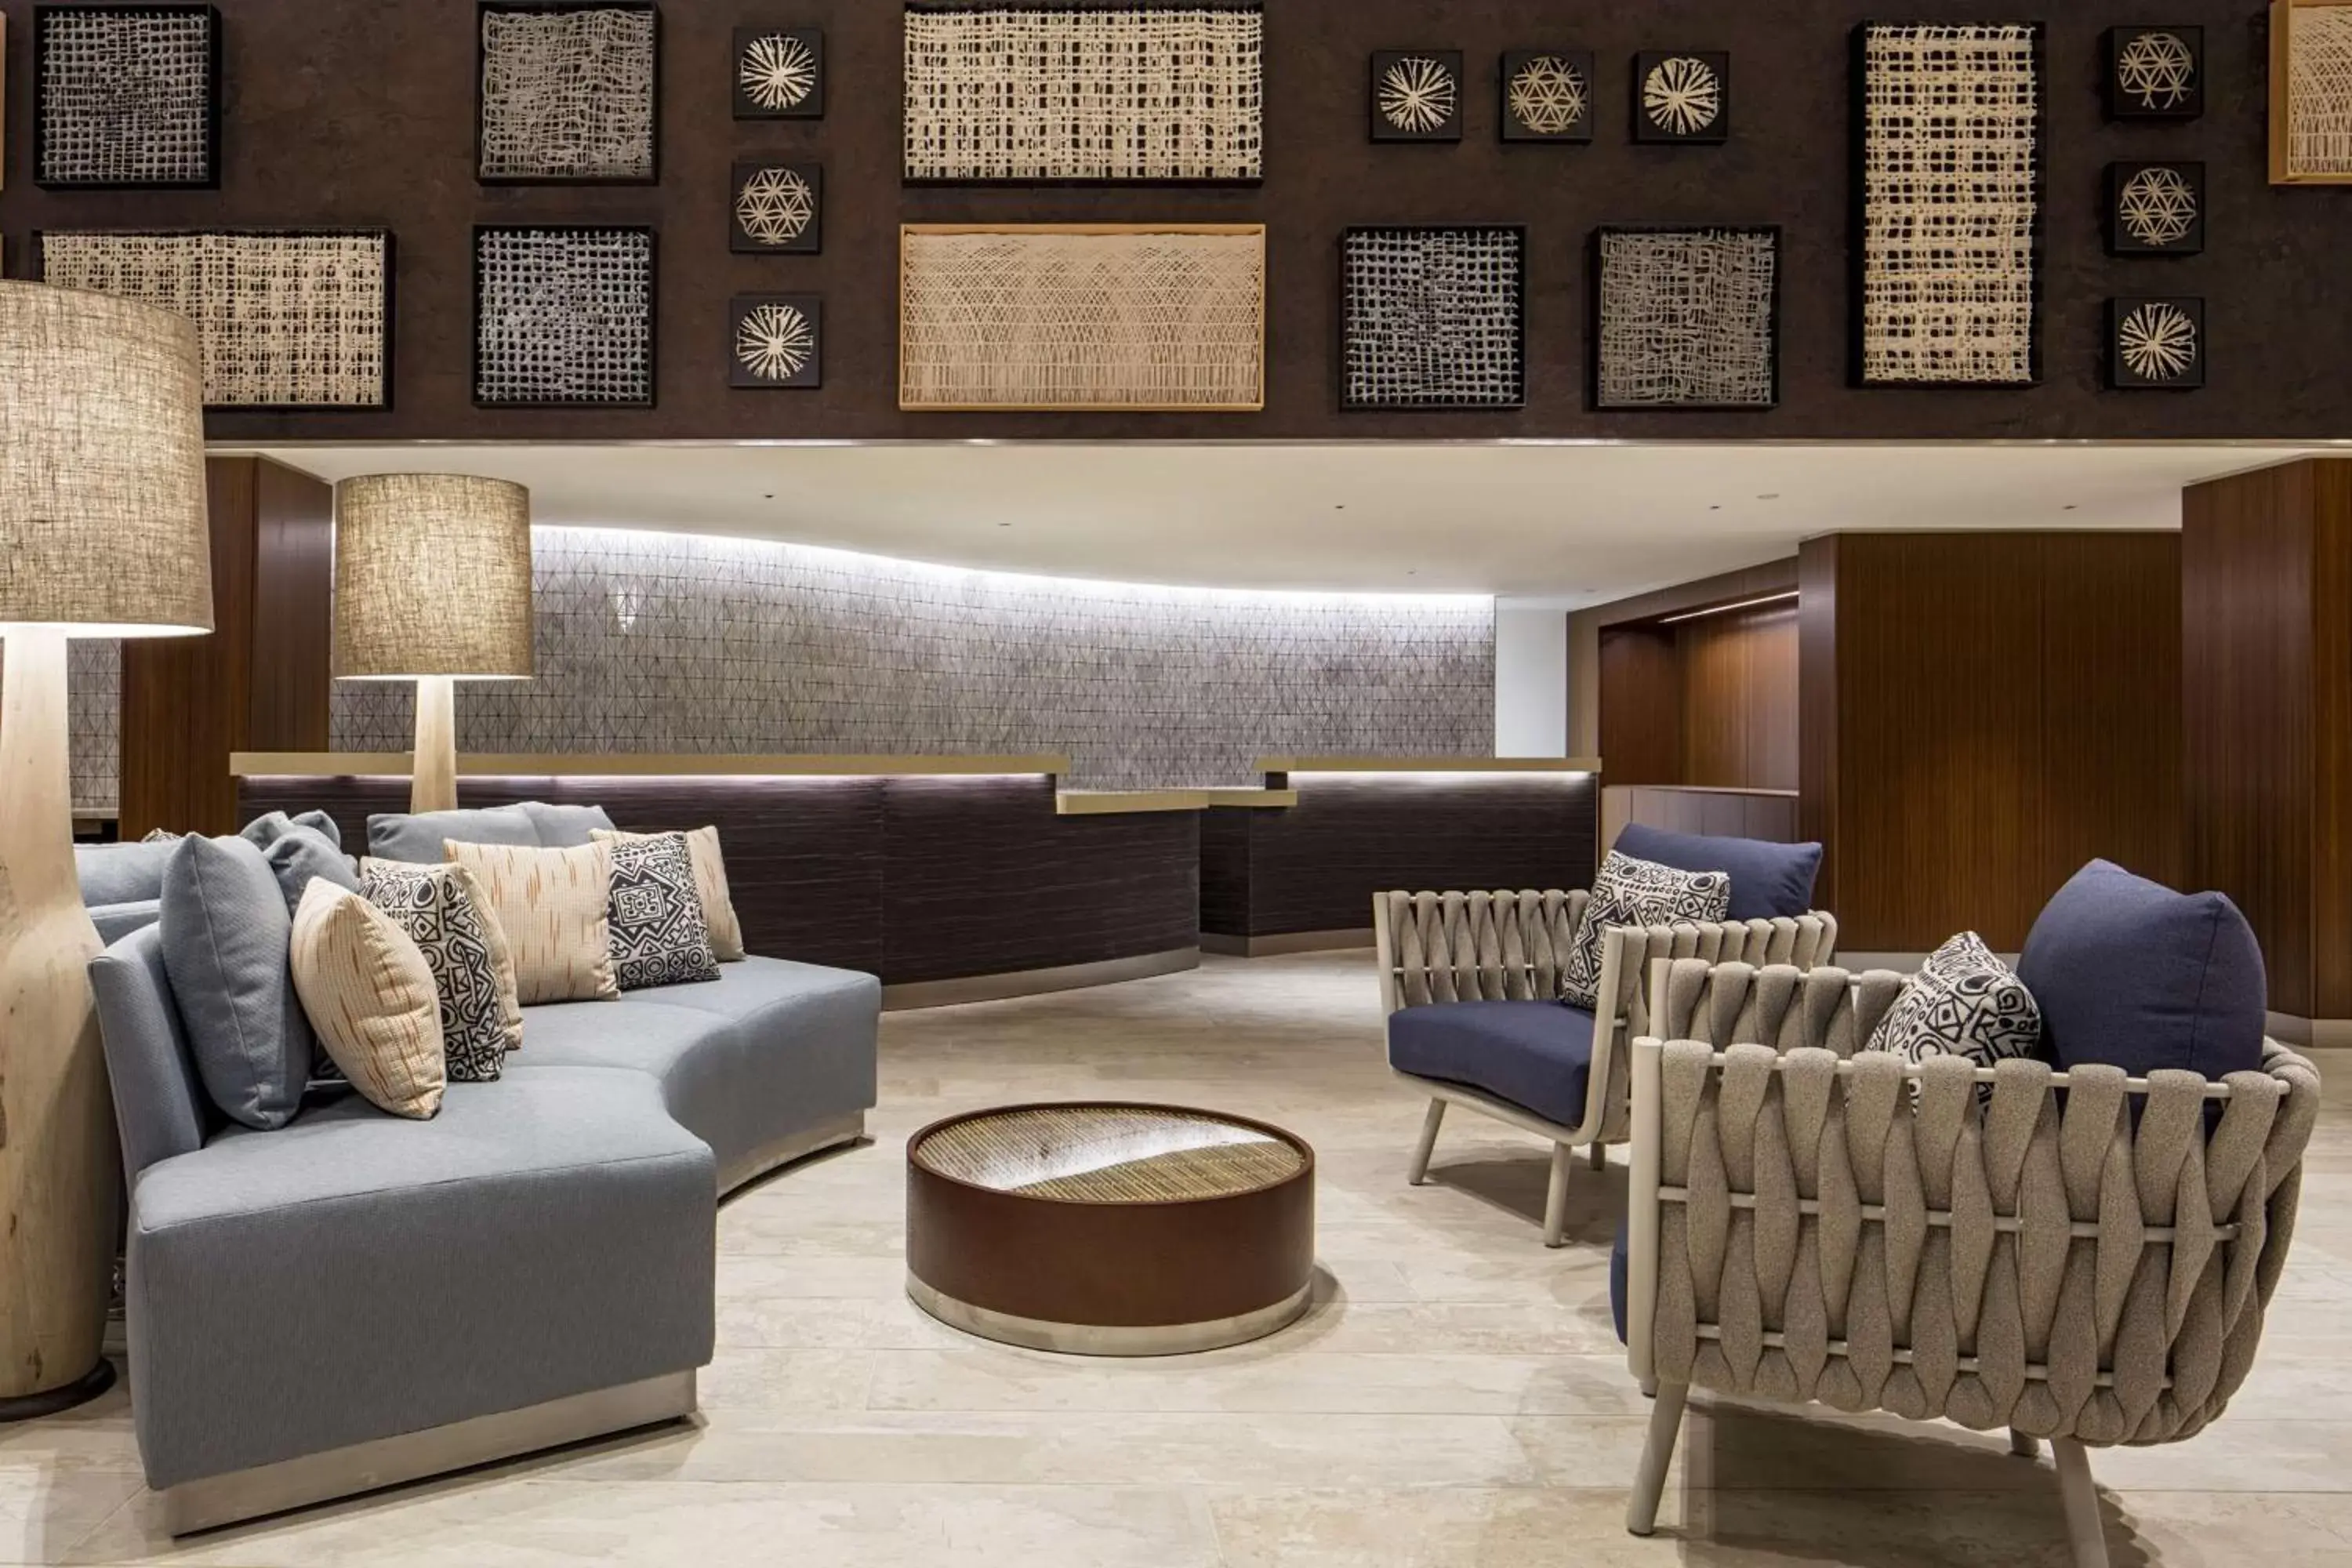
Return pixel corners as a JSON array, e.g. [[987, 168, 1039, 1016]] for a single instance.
[[40, 230, 389, 407], [900, 226, 1265, 411], [1341, 227, 1525, 410], [478, 3, 656, 181], [735, 28, 821, 117], [730, 294, 822, 388], [36, 4, 217, 187], [474, 227, 655, 405], [904, 2, 1263, 181], [1595, 228, 1778, 409], [2111, 296, 2203, 388], [1857, 24, 2041, 386]]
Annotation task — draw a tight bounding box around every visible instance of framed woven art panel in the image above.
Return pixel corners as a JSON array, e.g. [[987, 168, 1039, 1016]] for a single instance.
[[34, 2, 220, 189], [2272, 1, 2352, 183], [38, 230, 391, 408], [904, 1, 1262, 183], [1592, 227, 1780, 411], [899, 224, 1265, 412], [474, 226, 656, 407], [1853, 23, 2042, 387], [477, 1, 658, 183], [1340, 226, 1526, 412]]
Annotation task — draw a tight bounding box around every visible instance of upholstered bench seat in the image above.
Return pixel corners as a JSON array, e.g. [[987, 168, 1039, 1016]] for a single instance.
[[1385, 1000, 1597, 1127]]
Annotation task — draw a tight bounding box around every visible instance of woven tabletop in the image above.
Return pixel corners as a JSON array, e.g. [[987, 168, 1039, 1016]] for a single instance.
[[910, 1105, 1307, 1203]]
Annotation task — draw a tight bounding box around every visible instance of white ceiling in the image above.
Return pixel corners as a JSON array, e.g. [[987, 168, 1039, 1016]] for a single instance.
[[240, 442, 2332, 604]]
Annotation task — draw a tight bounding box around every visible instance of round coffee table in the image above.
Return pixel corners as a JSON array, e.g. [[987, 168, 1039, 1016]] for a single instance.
[[905, 1102, 1316, 1356]]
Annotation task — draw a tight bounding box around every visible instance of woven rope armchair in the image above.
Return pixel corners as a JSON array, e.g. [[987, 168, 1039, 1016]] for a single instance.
[[1623, 957, 2322, 1568], [1374, 890, 1837, 1244]]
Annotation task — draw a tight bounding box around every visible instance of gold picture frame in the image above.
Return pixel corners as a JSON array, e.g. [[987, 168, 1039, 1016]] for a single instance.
[[2272, 0, 2352, 183]]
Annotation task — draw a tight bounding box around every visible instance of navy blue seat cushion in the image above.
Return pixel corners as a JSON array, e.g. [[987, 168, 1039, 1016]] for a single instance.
[[1613, 823, 1823, 922], [2017, 859, 2267, 1083], [1387, 1000, 1596, 1128]]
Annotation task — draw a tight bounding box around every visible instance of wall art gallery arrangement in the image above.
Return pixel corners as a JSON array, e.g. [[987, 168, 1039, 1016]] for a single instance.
[[0, 1, 2328, 435]]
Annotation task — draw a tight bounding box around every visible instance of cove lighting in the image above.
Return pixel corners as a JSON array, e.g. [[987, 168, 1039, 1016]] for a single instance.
[[1656, 590, 1798, 626]]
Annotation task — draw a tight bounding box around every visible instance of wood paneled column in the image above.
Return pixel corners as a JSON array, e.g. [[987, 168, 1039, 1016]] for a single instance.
[[118, 457, 334, 838], [2183, 458, 2352, 1034]]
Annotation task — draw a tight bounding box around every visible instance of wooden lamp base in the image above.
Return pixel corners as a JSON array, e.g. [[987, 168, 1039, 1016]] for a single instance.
[[411, 674, 458, 815]]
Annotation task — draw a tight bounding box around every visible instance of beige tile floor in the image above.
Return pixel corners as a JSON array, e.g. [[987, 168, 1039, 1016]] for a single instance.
[[15, 950, 2352, 1565]]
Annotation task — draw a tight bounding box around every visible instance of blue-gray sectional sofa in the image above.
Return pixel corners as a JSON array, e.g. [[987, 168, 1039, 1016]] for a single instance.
[[82, 805, 880, 1534]]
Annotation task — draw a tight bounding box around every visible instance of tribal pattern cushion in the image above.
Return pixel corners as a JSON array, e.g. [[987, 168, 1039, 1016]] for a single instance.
[[606, 832, 720, 990], [1560, 851, 1732, 1009], [1867, 931, 2042, 1098], [360, 860, 512, 1082]]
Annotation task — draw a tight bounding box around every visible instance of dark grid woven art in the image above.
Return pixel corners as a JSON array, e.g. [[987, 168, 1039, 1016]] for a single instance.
[[35, 4, 218, 187], [474, 227, 655, 406], [1594, 227, 1779, 410], [1341, 227, 1525, 410], [478, 2, 657, 182]]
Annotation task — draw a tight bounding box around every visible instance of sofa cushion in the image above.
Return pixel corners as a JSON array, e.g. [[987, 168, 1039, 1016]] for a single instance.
[[1613, 823, 1823, 922], [159, 834, 314, 1131], [1387, 1000, 1598, 1128], [91, 899, 163, 946], [607, 832, 720, 990], [367, 804, 540, 864], [1865, 931, 2041, 1097], [445, 840, 620, 1004], [290, 882, 447, 1120], [359, 860, 514, 1080], [596, 825, 746, 962], [241, 811, 361, 914], [521, 800, 617, 847], [2018, 858, 2267, 1083], [1562, 852, 1730, 1009], [75, 837, 180, 908]]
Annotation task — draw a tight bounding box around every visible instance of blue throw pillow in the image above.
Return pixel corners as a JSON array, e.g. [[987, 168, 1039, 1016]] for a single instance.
[[520, 800, 618, 847], [74, 837, 181, 908], [1613, 823, 1822, 921], [158, 835, 313, 1130], [241, 811, 361, 914], [2017, 860, 2266, 1083], [366, 804, 540, 863]]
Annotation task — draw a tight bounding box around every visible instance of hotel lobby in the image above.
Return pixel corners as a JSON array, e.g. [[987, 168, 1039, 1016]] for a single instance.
[[6, 3, 2352, 1566]]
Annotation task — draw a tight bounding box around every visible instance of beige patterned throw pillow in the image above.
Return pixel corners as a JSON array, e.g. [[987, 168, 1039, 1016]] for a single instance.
[[593, 825, 746, 962], [443, 840, 619, 1004], [289, 881, 447, 1120]]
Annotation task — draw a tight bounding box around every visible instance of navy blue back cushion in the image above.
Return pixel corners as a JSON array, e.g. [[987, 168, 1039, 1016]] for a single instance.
[[2017, 860, 2266, 1082], [1612, 823, 1822, 921]]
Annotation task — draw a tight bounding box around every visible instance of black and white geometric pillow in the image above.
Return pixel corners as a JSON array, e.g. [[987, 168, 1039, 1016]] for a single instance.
[[360, 861, 510, 1082], [607, 833, 720, 990], [1866, 931, 2042, 1100], [1560, 852, 1732, 1010]]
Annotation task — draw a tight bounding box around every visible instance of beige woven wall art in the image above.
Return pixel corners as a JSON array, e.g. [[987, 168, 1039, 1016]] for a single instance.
[[1857, 24, 2041, 387], [904, 3, 1262, 181], [39, 230, 390, 408], [2273, 1, 2352, 182], [899, 224, 1265, 411]]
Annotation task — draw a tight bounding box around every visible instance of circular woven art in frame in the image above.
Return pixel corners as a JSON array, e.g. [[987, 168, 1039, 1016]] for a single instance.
[[1504, 52, 1592, 140], [731, 162, 821, 252], [734, 27, 823, 118], [1370, 51, 1461, 140], [729, 295, 822, 389]]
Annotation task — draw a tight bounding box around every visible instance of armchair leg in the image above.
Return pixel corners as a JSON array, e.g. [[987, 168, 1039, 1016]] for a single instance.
[[1407, 1099, 1446, 1186], [2009, 1428, 2042, 1461], [1543, 1142, 1573, 1247], [1588, 1141, 1608, 1171], [1625, 1380, 1689, 1536], [2052, 1438, 2110, 1568]]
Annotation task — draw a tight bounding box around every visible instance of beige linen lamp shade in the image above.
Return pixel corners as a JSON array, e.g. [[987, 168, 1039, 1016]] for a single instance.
[[333, 474, 534, 681]]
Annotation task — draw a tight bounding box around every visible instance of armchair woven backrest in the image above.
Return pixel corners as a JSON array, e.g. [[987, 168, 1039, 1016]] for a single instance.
[[1628, 958, 2323, 1447]]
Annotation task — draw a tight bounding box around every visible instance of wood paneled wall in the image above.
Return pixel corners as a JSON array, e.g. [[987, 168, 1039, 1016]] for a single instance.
[[119, 458, 332, 838], [1588, 564, 1799, 793], [1800, 531, 2182, 953], [2183, 459, 2352, 1022]]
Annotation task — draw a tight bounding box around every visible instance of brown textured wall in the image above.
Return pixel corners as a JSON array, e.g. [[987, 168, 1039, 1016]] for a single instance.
[[0, 2, 2328, 440]]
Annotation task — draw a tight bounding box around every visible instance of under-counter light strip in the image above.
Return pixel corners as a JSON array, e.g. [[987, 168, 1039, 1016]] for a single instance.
[[1656, 590, 1798, 625]]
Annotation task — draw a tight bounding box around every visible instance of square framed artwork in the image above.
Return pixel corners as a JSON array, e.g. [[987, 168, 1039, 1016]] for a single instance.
[[730, 295, 822, 388], [2108, 161, 2205, 254], [2107, 25, 2202, 119], [1370, 50, 1463, 142], [1633, 51, 1729, 143], [1592, 226, 1780, 411], [477, 1, 659, 183], [1340, 225, 1526, 411], [1501, 49, 1594, 142], [473, 226, 656, 408], [731, 160, 821, 253], [34, 3, 220, 189], [735, 27, 823, 118], [2111, 296, 2204, 388]]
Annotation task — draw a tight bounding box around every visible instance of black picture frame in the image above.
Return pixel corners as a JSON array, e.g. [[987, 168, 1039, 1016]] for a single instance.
[[2110, 296, 2205, 389], [1588, 224, 1783, 412], [1500, 49, 1595, 143], [2107, 25, 2204, 121], [2107, 161, 2205, 256], [1849, 21, 2046, 389], [1369, 50, 1464, 143], [1337, 224, 1527, 412], [32, 3, 223, 191], [32, 227, 396, 412], [729, 294, 823, 389], [734, 26, 825, 119], [470, 225, 659, 409], [475, 0, 662, 187], [1632, 50, 1730, 144], [731, 160, 822, 254]]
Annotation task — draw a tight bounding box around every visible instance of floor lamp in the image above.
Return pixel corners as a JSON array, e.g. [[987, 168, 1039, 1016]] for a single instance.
[[332, 476, 535, 814], [0, 284, 211, 1417]]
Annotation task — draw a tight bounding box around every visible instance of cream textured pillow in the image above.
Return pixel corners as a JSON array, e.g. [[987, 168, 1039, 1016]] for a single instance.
[[289, 881, 446, 1120], [443, 840, 619, 1004], [593, 825, 746, 962]]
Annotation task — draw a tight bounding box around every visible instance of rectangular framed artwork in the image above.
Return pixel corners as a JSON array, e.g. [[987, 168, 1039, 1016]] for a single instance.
[[474, 225, 657, 408], [2272, 1, 2352, 183], [1853, 22, 2042, 388], [37, 229, 393, 409], [1592, 226, 1780, 411], [34, 2, 220, 189], [898, 224, 1266, 412], [902, 1, 1262, 183], [1340, 226, 1526, 411], [477, 1, 659, 183]]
